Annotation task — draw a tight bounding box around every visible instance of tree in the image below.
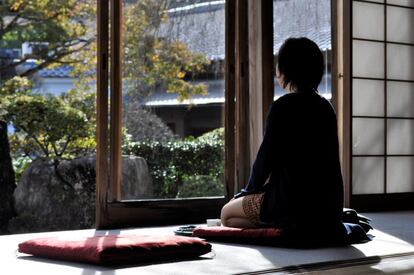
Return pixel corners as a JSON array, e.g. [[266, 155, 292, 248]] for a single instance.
[[123, 104, 177, 143], [0, 0, 95, 78], [1, 0, 210, 160], [1, 77, 95, 160], [122, 0, 210, 102], [0, 0, 95, 232]]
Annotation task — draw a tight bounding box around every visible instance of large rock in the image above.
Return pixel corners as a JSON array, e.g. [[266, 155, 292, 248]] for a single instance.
[[10, 155, 153, 233], [121, 155, 153, 200]]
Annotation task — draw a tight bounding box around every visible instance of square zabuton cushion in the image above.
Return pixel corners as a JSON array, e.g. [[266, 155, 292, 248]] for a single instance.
[[18, 234, 211, 265]]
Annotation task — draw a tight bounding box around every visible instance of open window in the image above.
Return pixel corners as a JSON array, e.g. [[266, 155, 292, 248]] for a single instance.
[[96, 0, 274, 228]]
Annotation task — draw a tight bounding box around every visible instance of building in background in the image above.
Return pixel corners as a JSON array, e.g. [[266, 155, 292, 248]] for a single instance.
[[11, 0, 332, 138]]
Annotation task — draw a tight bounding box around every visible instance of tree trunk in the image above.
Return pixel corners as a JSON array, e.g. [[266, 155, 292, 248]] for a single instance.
[[0, 121, 16, 234]]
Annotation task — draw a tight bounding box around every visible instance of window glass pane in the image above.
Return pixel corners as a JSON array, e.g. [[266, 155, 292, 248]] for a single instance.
[[353, 1, 384, 40], [352, 40, 384, 78], [352, 79, 384, 116], [2, 1, 96, 233], [387, 157, 414, 193], [121, 1, 225, 200], [387, 81, 414, 117], [352, 118, 384, 155], [273, 0, 332, 99], [387, 6, 414, 44], [387, 119, 414, 155], [352, 157, 384, 194], [387, 44, 414, 81], [387, 0, 414, 7]]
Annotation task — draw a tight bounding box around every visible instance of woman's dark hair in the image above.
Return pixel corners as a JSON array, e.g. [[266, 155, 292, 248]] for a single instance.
[[277, 37, 324, 92]]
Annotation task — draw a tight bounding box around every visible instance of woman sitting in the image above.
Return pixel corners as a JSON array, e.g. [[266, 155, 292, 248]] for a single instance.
[[221, 37, 344, 242]]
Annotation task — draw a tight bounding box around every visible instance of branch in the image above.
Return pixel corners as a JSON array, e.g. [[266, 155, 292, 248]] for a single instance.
[[19, 40, 92, 77], [0, 13, 22, 40], [58, 137, 71, 157], [31, 134, 49, 158], [54, 59, 85, 65], [51, 142, 59, 157], [17, 124, 50, 158], [0, 56, 31, 74]]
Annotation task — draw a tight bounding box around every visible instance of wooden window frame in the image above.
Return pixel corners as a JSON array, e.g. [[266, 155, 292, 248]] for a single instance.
[[96, 0, 274, 229]]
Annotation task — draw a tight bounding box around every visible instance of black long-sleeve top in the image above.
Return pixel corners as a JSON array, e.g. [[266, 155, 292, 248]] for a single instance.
[[235, 91, 344, 229]]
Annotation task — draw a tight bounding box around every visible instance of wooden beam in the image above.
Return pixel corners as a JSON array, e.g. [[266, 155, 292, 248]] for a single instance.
[[110, 0, 122, 202], [96, 0, 109, 229], [225, 0, 236, 198], [100, 198, 226, 229]]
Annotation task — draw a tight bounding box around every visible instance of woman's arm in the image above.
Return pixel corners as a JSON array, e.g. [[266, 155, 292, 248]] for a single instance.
[[234, 101, 280, 198]]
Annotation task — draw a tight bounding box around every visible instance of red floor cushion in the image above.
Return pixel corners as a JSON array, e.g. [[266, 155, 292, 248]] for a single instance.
[[192, 226, 284, 244], [18, 234, 211, 265], [193, 223, 370, 247]]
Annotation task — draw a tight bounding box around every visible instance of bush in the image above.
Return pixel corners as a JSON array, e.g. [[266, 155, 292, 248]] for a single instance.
[[123, 128, 224, 198], [177, 175, 224, 198], [123, 105, 177, 143]]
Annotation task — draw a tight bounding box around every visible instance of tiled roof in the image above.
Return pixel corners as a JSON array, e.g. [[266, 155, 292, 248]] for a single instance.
[[0, 49, 21, 59], [273, 0, 331, 52], [162, 0, 331, 59], [18, 60, 73, 78], [38, 66, 73, 78]]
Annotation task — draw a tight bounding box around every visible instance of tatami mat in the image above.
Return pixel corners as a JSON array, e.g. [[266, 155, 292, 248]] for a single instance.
[[2, 211, 414, 275]]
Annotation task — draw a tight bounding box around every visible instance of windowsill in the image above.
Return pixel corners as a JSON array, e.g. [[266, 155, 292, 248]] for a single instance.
[[2, 211, 414, 274]]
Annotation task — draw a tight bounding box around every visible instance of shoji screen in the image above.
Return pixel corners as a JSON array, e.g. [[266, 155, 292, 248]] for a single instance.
[[351, 0, 414, 209]]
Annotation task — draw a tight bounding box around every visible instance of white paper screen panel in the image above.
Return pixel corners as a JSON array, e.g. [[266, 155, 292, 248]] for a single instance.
[[352, 157, 384, 194], [387, 81, 414, 117], [387, 0, 414, 7], [353, 1, 384, 40], [353, 40, 384, 78], [387, 157, 414, 193], [362, 0, 384, 3], [387, 119, 414, 155], [387, 6, 414, 44], [387, 44, 414, 81], [353, 118, 384, 155], [353, 79, 384, 116]]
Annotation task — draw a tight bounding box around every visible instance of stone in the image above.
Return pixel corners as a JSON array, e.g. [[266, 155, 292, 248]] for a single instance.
[[11, 155, 153, 233], [121, 155, 154, 200]]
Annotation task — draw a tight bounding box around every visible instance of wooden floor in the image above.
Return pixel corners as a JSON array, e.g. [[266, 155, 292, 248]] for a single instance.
[[2, 211, 414, 275]]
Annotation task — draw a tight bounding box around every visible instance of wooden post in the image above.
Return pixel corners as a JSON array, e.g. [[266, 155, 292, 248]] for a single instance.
[[261, 1, 274, 126], [332, 0, 351, 207], [225, 0, 236, 198], [110, 0, 122, 202], [96, 0, 109, 228], [235, 0, 250, 192], [248, 0, 274, 166]]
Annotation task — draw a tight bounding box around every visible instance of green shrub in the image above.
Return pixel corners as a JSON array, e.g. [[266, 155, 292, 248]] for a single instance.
[[123, 128, 224, 198], [177, 175, 224, 198]]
